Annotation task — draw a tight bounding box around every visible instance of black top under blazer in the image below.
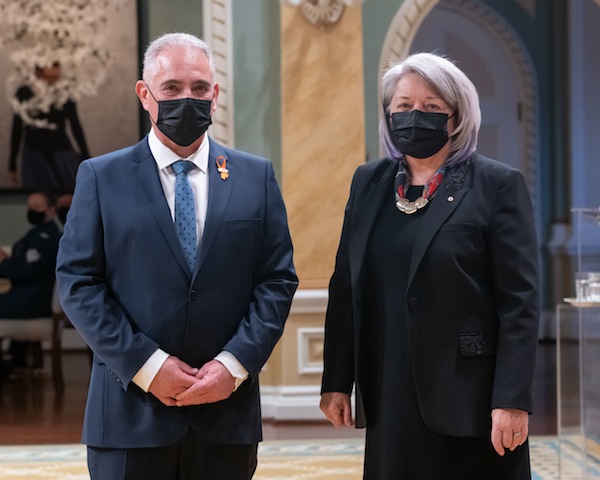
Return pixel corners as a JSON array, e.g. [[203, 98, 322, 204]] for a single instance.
[[322, 154, 540, 437]]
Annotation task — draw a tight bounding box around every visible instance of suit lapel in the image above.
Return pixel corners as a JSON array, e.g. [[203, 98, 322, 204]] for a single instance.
[[131, 139, 191, 276], [349, 160, 397, 296], [196, 141, 233, 274], [407, 159, 472, 287]]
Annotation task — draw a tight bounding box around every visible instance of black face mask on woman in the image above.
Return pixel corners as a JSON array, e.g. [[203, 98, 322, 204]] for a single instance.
[[147, 85, 213, 147], [389, 110, 450, 159]]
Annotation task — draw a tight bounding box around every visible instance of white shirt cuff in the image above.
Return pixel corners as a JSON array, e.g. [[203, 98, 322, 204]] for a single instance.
[[132, 349, 169, 392], [215, 351, 249, 391]]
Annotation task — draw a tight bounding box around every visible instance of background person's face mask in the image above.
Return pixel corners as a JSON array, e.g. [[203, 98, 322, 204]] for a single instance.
[[147, 85, 213, 147], [389, 110, 450, 158], [27, 209, 46, 225]]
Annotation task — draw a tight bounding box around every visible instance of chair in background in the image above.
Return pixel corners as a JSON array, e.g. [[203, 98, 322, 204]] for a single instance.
[[0, 285, 77, 396]]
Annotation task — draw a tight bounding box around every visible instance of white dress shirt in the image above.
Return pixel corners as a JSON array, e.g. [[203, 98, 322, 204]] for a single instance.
[[132, 129, 249, 392]]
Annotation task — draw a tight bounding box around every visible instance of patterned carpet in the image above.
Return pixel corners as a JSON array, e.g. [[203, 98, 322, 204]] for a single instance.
[[0, 437, 598, 479]]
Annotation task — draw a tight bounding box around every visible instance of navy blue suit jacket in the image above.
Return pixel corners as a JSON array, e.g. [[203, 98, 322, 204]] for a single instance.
[[56, 136, 298, 448]]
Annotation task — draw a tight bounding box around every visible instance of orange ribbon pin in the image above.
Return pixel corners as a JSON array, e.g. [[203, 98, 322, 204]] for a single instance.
[[216, 156, 229, 180]]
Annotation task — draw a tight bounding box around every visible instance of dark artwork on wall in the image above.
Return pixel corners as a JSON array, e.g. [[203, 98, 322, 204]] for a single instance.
[[0, 0, 141, 193]]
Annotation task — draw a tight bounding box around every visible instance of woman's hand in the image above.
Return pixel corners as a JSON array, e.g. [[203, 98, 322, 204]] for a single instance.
[[490, 408, 529, 456], [320, 392, 353, 427]]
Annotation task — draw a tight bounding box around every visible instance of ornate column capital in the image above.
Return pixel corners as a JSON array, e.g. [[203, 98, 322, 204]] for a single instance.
[[280, 0, 364, 28]]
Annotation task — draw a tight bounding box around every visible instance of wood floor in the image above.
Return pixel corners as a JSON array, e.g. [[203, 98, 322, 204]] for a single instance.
[[0, 341, 559, 446]]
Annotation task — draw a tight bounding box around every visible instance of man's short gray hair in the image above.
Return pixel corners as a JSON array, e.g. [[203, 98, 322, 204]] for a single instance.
[[142, 32, 216, 83]]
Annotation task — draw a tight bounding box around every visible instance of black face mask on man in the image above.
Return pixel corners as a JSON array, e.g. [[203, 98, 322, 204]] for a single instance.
[[27, 209, 46, 225], [389, 110, 451, 159], [146, 85, 213, 147]]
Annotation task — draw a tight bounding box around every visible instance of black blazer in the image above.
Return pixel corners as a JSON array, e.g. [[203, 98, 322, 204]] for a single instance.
[[321, 154, 539, 437]]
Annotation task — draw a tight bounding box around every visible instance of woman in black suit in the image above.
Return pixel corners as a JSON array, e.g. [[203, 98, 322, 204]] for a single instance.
[[320, 52, 539, 479]]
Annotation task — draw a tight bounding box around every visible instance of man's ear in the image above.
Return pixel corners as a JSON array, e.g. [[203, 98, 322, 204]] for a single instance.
[[211, 83, 220, 115], [135, 80, 150, 111]]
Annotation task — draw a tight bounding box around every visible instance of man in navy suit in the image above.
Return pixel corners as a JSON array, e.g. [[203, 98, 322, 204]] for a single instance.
[[56, 33, 298, 480]]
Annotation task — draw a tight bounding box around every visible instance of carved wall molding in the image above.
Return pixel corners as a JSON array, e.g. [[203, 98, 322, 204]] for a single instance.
[[202, 0, 234, 147], [280, 0, 363, 28], [297, 327, 325, 374]]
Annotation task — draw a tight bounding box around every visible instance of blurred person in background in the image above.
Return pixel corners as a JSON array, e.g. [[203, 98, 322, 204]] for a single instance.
[[0, 190, 60, 374]]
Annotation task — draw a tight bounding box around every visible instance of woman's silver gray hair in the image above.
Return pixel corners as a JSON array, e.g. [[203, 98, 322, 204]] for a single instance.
[[142, 33, 216, 84], [379, 52, 481, 166]]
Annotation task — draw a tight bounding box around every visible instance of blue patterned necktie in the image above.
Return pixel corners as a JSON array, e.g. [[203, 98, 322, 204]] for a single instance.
[[171, 160, 197, 271]]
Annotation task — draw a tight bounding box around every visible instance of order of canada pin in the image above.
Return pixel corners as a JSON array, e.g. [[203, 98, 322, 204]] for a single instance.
[[216, 156, 229, 180]]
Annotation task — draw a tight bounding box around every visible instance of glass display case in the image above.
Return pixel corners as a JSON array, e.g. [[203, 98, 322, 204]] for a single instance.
[[557, 305, 600, 478], [557, 207, 600, 478]]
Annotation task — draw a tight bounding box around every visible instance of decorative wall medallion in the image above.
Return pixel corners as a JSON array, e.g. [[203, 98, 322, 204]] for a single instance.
[[299, 0, 345, 28]]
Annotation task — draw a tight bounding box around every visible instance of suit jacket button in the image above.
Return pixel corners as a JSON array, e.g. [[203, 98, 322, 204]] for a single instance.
[[408, 298, 418, 310], [190, 290, 199, 300]]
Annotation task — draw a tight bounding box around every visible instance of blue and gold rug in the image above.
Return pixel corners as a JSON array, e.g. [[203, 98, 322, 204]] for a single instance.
[[0, 437, 598, 479]]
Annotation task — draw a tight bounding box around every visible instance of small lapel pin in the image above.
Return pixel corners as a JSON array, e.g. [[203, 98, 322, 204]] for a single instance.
[[216, 156, 229, 180], [447, 196, 454, 202]]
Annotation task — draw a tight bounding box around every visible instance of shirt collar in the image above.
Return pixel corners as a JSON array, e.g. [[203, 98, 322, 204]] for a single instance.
[[148, 128, 209, 173]]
